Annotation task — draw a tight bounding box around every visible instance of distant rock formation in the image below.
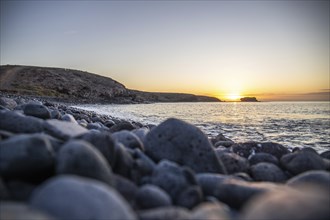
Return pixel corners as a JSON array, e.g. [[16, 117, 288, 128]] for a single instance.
[[240, 97, 259, 102], [0, 65, 221, 103]]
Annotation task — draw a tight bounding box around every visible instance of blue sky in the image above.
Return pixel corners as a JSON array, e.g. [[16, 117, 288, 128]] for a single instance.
[[1, 1, 329, 100]]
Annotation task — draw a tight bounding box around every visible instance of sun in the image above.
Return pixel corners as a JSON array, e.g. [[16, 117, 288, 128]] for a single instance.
[[226, 93, 242, 101]]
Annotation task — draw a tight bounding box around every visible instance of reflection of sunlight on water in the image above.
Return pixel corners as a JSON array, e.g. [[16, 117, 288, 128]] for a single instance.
[[73, 102, 330, 152]]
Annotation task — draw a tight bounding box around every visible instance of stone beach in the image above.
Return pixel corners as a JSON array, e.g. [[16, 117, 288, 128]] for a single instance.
[[0, 95, 329, 220]]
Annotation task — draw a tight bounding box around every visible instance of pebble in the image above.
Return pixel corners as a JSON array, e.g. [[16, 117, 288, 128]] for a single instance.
[[250, 162, 287, 182], [113, 174, 139, 206], [217, 152, 249, 174], [61, 113, 77, 123], [148, 160, 198, 202], [0, 97, 17, 110], [112, 130, 144, 151], [241, 185, 330, 220], [280, 151, 326, 175], [44, 119, 88, 140], [320, 150, 330, 159], [144, 118, 226, 174], [0, 110, 44, 134], [190, 202, 231, 220], [56, 140, 114, 185], [77, 130, 117, 167], [248, 152, 279, 166], [113, 143, 135, 178], [286, 170, 330, 189], [175, 185, 203, 209], [138, 206, 191, 220], [135, 184, 172, 209], [0, 202, 55, 220], [23, 103, 51, 119], [232, 142, 289, 159], [109, 121, 136, 132], [30, 175, 137, 220], [0, 134, 54, 180]]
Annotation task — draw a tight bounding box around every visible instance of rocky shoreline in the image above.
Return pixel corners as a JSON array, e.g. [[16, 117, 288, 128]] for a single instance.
[[0, 95, 329, 220]]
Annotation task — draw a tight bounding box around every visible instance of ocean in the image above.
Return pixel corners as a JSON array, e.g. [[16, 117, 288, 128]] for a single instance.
[[74, 102, 330, 152]]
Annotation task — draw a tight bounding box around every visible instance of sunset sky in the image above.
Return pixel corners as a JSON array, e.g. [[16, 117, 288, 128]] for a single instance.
[[1, 1, 329, 101]]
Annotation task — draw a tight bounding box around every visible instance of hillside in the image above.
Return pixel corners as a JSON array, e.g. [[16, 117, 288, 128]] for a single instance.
[[0, 65, 221, 103]]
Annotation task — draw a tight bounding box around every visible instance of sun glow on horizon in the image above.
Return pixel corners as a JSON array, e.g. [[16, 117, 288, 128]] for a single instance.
[[226, 93, 242, 101]]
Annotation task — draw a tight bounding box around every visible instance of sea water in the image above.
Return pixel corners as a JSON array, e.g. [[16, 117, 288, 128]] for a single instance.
[[74, 102, 330, 152]]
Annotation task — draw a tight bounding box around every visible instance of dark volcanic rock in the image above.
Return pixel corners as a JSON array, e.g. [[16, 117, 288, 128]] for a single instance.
[[250, 162, 287, 182], [286, 170, 330, 189], [218, 152, 249, 174], [113, 143, 134, 178], [6, 181, 37, 201], [0, 134, 54, 180], [148, 160, 198, 202], [56, 140, 114, 186], [30, 175, 137, 220], [135, 184, 172, 209], [23, 104, 51, 119], [241, 186, 330, 220], [44, 119, 88, 140], [175, 185, 203, 209], [77, 130, 117, 167], [320, 150, 330, 159], [144, 118, 226, 174], [0, 202, 55, 220], [248, 153, 279, 166], [61, 114, 77, 123], [190, 202, 231, 220], [138, 207, 191, 220], [113, 174, 138, 205], [112, 130, 144, 151], [232, 142, 289, 159], [280, 151, 326, 175], [0, 110, 44, 134], [109, 121, 136, 132]]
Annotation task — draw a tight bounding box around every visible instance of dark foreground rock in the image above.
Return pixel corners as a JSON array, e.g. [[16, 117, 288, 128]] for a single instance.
[[30, 175, 137, 220], [144, 118, 226, 174]]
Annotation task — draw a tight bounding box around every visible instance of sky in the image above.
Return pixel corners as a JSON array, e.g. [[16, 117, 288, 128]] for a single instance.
[[1, 0, 329, 101]]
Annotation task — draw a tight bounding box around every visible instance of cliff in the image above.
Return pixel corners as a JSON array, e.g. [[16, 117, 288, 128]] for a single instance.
[[0, 65, 221, 103]]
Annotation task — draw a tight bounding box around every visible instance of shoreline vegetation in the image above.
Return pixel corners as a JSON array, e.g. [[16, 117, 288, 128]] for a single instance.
[[0, 94, 329, 220]]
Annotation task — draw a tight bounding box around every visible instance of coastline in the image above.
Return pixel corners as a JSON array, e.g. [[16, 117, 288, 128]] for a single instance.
[[1, 94, 329, 220]]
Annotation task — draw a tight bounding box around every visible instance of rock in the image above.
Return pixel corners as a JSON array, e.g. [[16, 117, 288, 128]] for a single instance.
[[175, 185, 203, 209], [214, 141, 235, 148], [61, 114, 77, 123], [6, 181, 37, 201], [56, 140, 114, 185], [91, 116, 103, 123], [217, 152, 249, 174], [149, 160, 197, 202], [113, 174, 139, 205], [210, 133, 233, 145], [280, 151, 326, 175], [50, 109, 61, 119], [0, 134, 54, 180], [112, 130, 144, 151], [250, 162, 287, 182], [0, 177, 10, 200], [241, 186, 330, 220], [109, 121, 136, 132], [77, 119, 88, 127], [135, 184, 172, 209], [138, 207, 191, 220], [0, 202, 55, 220], [232, 172, 254, 182], [232, 142, 289, 159], [0, 97, 17, 110], [113, 143, 134, 178], [198, 177, 282, 209], [144, 118, 226, 174], [248, 153, 279, 166], [132, 127, 149, 142], [286, 170, 330, 189], [320, 150, 330, 159], [104, 119, 116, 128], [44, 119, 88, 140], [77, 130, 117, 167], [191, 202, 231, 220], [0, 110, 44, 133], [87, 122, 104, 130], [131, 149, 156, 183], [196, 173, 239, 196], [23, 104, 51, 119], [30, 175, 137, 220]]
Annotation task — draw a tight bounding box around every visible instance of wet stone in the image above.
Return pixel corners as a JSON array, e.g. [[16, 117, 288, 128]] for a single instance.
[[250, 162, 287, 182], [248, 153, 279, 166], [218, 152, 249, 174]]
